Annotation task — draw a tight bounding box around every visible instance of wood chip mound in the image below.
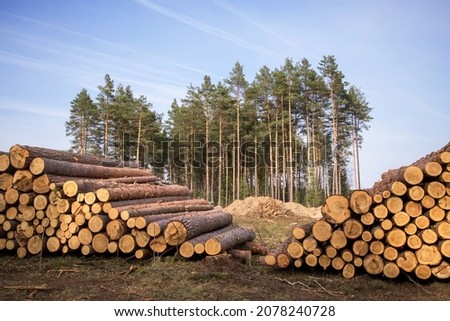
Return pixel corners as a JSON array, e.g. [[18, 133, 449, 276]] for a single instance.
[[225, 196, 322, 219]]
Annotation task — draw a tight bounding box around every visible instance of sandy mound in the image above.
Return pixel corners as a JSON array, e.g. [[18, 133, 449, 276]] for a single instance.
[[284, 202, 322, 220], [225, 196, 322, 220]]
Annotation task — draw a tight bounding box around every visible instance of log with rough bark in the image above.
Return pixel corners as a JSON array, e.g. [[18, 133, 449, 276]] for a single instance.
[[164, 211, 233, 246], [264, 237, 292, 268], [179, 224, 236, 258], [62, 176, 159, 197], [146, 209, 224, 237], [29, 157, 151, 179], [291, 222, 314, 240], [96, 184, 191, 202], [204, 226, 256, 256], [9, 144, 140, 169], [119, 199, 213, 221]]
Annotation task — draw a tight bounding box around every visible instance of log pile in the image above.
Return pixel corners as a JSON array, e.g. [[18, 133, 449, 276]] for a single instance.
[[265, 142, 450, 280], [0, 144, 255, 260]]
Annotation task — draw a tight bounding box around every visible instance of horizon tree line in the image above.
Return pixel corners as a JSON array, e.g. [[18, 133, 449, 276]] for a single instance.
[[66, 55, 372, 207]]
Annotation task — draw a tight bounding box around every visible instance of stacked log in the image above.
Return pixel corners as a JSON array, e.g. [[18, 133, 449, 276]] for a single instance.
[[266, 142, 450, 280], [0, 144, 254, 260]]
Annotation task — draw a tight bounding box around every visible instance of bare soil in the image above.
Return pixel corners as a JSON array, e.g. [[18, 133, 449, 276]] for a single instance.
[[0, 208, 448, 301]]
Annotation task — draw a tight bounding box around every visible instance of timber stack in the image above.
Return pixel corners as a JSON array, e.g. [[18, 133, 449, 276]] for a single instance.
[[0, 144, 255, 260], [265, 142, 450, 281]]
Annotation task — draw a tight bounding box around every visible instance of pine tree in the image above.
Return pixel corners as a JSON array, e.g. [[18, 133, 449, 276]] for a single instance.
[[225, 62, 248, 200], [97, 74, 115, 158], [346, 85, 372, 189], [66, 89, 100, 155], [318, 55, 348, 195]]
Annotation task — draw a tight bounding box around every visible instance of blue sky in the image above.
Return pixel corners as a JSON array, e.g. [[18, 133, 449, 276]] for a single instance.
[[0, 0, 449, 188]]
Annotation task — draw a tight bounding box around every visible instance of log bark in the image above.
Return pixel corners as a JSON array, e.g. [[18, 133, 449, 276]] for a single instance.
[[146, 209, 224, 237], [9, 144, 140, 169], [62, 176, 158, 197], [204, 226, 256, 256], [265, 237, 291, 267], [29, 157, 152, 178], [179, 224, 236, 258], [119, 199, 213, 221], [106, 195, 192, 210], [291, 222, 314, 241], [96, 184, 191, 202], [321, 195, 351, 224], [164, 211, 233, 246]]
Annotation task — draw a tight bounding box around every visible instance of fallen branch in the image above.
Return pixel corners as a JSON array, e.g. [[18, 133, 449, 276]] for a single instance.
[[313, 280, 341, 297], [46, 268, 82, 278], [275, 277, 311, 289], [3, 284, 52, 291], [404, 273, 435, 296]]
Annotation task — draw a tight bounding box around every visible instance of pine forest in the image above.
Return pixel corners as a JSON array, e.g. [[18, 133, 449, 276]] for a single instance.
[[66, 56, 373, 207]]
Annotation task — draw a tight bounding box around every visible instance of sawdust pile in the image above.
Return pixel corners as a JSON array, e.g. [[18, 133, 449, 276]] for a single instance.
[[224, 196, 322, 220]]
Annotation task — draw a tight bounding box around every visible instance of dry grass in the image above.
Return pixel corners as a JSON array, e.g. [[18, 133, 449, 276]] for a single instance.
[[0, 215, 448, 301]]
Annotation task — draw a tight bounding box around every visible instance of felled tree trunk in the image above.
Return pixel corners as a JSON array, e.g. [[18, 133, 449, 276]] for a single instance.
[[9, 144, 140, 169], [204, 226, 256, 256], [164, 211, 233, 246]]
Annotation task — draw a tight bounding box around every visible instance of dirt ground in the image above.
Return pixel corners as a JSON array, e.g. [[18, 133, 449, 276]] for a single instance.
[[0, 252, 448, 301], [0, 199, 449, 301]]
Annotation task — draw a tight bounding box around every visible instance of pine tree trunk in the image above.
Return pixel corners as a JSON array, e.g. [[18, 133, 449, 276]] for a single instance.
[[164, 211, 233, 246]]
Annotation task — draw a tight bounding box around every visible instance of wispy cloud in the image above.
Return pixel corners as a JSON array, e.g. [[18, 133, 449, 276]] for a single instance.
[[134, 0, 281, 58], [0, 97, 69, 119], [214, 0, 311, 56], [0, 29, 189, 88], [0, 10, 215, 77]]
